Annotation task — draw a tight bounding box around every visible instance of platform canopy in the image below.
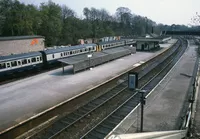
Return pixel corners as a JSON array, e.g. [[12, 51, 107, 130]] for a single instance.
[[133, 38, 163, 42], [58, 47, 131, 65], [58, 46, 135, 74]]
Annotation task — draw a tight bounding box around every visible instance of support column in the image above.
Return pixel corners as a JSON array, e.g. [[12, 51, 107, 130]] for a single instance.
[[62, 63, 64, 74]]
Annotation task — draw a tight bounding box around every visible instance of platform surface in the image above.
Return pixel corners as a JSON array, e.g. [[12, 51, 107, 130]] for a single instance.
[[110, 40, 198, 135], [193, 64, 200, 137], [0, 41, 175, 132]]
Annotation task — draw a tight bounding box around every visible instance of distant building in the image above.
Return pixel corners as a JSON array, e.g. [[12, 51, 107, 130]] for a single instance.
[[134, 38, 161, 51], [0, 35, 45, 56]]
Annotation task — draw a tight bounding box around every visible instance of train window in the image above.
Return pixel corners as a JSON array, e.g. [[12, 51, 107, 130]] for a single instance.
[[18, 61, 21, 65], [61, 53, 63, 57], [28, 59, 31, 63], [0, 63, 6, 69], [22, 59, 27, 64], [40, 57, 42, 61], [80, 49, 82, 52], [52, 54, 55, 59], [70, 51, 72, 55], [6, 63, 11, 68], [11, 61, 17, 67], [89, 48, 91, 51], [32, 57, 36, 62], [36, 57, 40, 61]]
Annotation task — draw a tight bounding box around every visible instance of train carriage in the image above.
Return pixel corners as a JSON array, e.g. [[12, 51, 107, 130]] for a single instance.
[[0, 52, 43, 77], [0, 39, 137, 78], [42, 44, 97, 64], [98, 40, 125, 50]]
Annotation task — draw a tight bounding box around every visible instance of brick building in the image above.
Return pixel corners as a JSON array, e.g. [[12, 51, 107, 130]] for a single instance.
[[0, 35, 45, 56]]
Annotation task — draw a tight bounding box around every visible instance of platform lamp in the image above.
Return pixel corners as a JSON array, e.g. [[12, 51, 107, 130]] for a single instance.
[[87, 51, 93, 70], [128, 72, 146, 132]]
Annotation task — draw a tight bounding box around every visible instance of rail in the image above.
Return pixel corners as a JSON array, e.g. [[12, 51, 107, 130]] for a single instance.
[[0, 39, 179, 139], [81, 38, 187, 139]]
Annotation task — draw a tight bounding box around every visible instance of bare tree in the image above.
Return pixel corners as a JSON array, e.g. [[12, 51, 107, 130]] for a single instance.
[[83, 7, 90, 20], [191, 12, 200, 25], [62, 5, 76, 20]]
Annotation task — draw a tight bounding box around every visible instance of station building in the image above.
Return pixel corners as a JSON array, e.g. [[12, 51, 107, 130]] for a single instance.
[[0, 35, 45, 56], [133, 36, 171, 51]]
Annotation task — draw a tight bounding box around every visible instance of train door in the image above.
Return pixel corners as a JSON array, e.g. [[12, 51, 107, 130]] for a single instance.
[[98, 45, 101, 51], [96, 45, 102, 52], [141, 44, 144, 51]]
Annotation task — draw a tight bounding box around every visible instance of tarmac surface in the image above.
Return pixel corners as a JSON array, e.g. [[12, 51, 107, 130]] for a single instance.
[[109, 40, 198, 135], [0, 41, 175, 132]]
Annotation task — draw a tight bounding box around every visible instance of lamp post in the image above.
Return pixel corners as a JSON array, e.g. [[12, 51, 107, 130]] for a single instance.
[[128, 72, 146, 132], [87, 51, 93, 70], [145, 17, 148, 36], [135, 89, 147, 132]]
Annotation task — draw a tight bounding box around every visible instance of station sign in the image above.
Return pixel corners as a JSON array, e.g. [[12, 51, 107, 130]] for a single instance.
[[128, 72, 138, 90]]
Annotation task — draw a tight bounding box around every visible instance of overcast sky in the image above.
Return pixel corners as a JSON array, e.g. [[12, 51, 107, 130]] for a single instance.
[[19, 0, 200, 25]]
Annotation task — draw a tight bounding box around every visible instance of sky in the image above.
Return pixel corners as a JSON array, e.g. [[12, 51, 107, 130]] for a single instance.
[[19, 0, 200, 26]]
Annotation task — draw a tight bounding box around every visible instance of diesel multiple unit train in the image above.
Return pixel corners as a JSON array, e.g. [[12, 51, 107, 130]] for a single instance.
[[0, 39, 135, 77]]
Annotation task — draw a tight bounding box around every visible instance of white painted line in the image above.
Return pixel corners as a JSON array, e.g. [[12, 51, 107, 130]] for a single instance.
[[139, 61, 145, 64], [133, 63, 141, 67]]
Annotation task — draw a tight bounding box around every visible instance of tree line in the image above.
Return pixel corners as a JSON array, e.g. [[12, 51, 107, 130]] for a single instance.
[[0, 0, 190, 47]]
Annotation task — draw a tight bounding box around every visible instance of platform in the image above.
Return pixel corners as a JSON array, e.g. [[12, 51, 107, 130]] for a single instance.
[[192, 62, 200, 137], [0, 40, 175, 132], [108, 40, 198, 135], [59, 46, 136, 73]]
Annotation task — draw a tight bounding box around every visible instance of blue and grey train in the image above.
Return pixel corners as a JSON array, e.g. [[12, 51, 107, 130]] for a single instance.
[[0, 39, 135, 77]]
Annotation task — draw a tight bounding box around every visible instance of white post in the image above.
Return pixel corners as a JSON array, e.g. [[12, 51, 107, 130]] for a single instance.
[[87, 54, 93, 70]]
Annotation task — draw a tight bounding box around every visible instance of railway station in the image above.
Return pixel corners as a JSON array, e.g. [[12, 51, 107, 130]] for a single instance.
[[1, 1, 200, 138], [0, 34, 200, 139], [0, 38, 178, 138]]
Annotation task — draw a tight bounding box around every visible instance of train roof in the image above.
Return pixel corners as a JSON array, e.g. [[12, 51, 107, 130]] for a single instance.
[[98, 40, 124, 45], [44, 43, 97, 54], [0, 52, 42, 63]]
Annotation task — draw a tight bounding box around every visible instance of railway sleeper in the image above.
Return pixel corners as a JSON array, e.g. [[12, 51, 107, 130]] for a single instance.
[[85, 130, 102, 139]]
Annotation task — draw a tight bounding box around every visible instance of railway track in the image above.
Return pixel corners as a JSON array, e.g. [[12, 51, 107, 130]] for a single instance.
[[26, 39, 187, 139], [81, 39, 187, 139], [0, 39, 183, 139]]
